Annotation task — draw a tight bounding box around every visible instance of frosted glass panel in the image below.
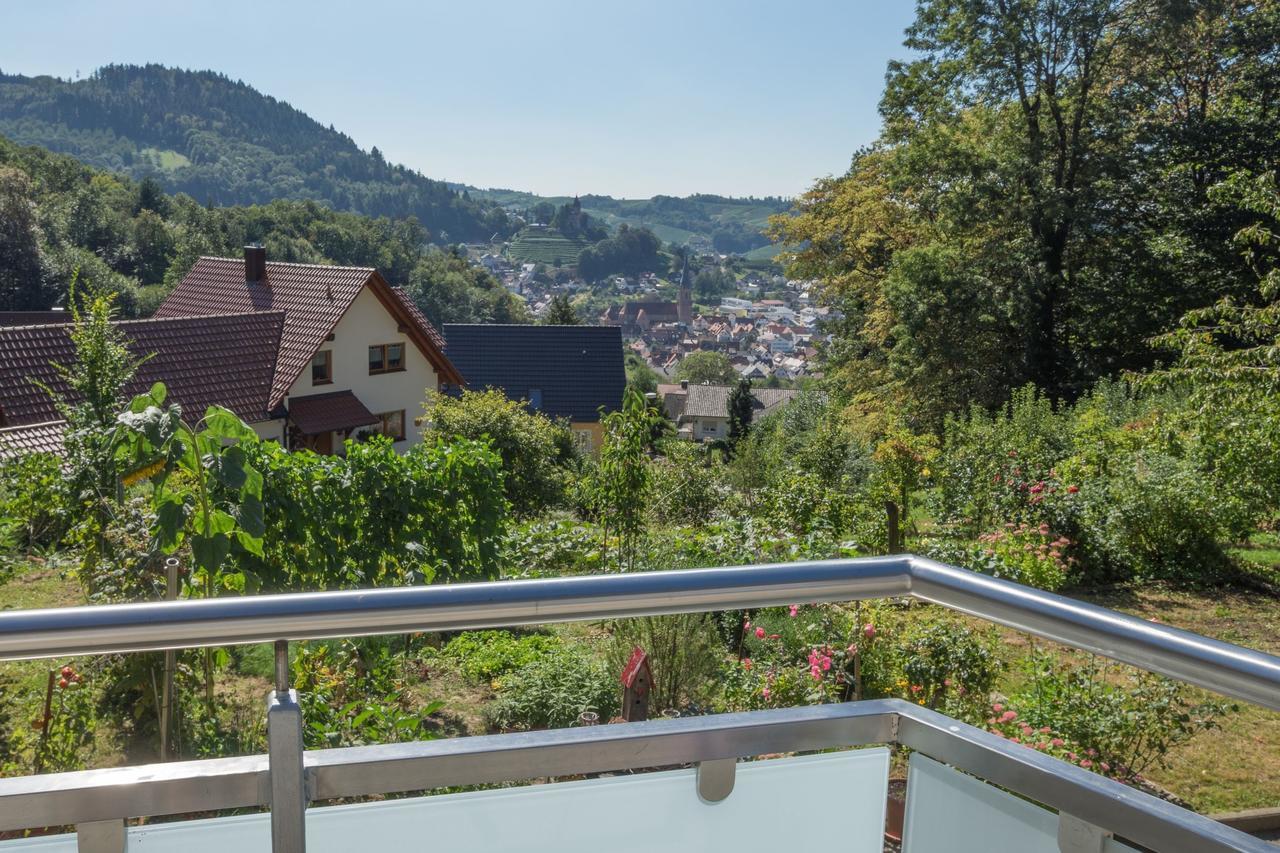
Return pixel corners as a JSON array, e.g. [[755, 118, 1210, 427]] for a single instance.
[[2, 747, 890, 853], [902, 753, 1137, 853]]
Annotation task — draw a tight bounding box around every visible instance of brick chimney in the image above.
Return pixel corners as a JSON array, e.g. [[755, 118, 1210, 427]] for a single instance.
[[244, 244, 267, 286]]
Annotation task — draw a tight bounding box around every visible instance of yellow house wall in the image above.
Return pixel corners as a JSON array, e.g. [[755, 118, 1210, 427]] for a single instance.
[[570, 420, 605, 453]]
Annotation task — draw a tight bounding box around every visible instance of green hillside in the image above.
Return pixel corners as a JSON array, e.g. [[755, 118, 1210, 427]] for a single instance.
[[507, 228, 590, 265], [0, 65, 510, 242], [469, 188, 788, 253], [0, 134, 524, 324]]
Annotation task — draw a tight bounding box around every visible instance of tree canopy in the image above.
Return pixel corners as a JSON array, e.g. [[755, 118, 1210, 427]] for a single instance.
[[773, 0, 1280, 428]]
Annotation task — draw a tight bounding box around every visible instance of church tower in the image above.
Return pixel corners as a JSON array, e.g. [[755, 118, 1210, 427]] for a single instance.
[[677, 256, 693, 326]]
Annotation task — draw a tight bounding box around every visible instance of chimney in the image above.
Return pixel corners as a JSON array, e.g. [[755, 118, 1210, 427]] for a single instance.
[[680, 379, 689, 391], [244, 244, 266, 286]]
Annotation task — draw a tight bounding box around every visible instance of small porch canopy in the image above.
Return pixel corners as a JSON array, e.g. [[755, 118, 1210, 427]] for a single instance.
[[287, 390, 379, 435]]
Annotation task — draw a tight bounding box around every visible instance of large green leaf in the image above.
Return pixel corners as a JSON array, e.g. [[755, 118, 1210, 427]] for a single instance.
[[153, 494, 188, 552], [236, 493, 265, 542], [215, 445, 249, 490], [191, 532, 231, 573], [203, 406, 257, 442]]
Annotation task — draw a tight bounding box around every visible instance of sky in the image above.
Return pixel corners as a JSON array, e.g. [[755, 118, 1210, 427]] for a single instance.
[[0, 0, 918, 199]]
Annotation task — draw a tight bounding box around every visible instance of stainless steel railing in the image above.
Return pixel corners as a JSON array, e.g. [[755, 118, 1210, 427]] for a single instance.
[[0, 555, 1276, 853], [3, 555, 1278, 708]]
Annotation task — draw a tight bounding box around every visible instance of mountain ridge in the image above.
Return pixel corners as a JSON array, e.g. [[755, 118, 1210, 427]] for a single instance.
[[0, 65, 787, 253]]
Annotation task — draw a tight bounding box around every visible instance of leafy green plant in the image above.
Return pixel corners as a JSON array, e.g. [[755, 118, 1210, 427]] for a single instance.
[[897, 615, 1001, 720], [486, 647, 618, 730], [24, 663, 97, 774], [971, 522, 1072, 590], [294, 640, 441, 748], [115, 384, 267, 707], [0, 453, 65, 550], [241, 435, 507, 589], [442, 631, 563, 682], [422, 388, 577, 516], [647, 439, 731, 527], [591, 388, 654, 571], [500, 518, 605, 579]]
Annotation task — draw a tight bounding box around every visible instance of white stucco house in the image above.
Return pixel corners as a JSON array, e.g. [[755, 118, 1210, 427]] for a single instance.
[[0, 247, 464, 458]]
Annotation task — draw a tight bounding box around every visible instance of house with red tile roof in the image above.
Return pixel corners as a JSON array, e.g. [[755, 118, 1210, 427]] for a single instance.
[[0, 247, 462, 458]]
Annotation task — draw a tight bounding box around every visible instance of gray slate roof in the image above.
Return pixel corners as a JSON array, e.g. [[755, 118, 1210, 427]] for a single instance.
[[442, 324, 625, 422], [682, 384, 799, 420]]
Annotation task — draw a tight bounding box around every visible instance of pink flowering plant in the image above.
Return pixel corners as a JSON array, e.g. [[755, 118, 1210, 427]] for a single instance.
[[716, 602, 895, 711], [972, 522, 1073, 590], [896, 615, 1001, 721], [986, 653, 1232, 782]]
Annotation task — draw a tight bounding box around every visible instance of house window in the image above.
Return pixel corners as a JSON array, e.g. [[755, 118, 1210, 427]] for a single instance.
[[369, 342, 406, 374], [377, 410, 406, 441], [701, 421, 718, 434], [528, 388, 543, 410], [311, 350, 333, 385]]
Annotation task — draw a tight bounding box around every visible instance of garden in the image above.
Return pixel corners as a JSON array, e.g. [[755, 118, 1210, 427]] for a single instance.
[[2, 279, 1279, 825]]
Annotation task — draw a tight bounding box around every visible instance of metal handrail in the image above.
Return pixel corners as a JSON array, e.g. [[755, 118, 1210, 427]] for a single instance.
[[1, 555, 1278, 852], [0, 700, 1269, 853], [2, 555, 1279, 709]]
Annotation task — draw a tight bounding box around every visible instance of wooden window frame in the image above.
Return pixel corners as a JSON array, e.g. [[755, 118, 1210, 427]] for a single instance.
[[311, 349, 333, 385], [368, 342, 406, 375], [377, 410, 406, 441]]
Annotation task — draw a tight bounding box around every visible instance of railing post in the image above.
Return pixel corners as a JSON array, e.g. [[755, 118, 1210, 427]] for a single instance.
[[159, 557, 179, 761], [267, 640, 306, 853]]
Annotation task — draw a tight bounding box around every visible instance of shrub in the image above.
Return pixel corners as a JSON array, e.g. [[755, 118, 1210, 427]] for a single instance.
[[422, 389, 577, 516], [0, 453, 65, 550], [896, 615, 1001, 721], [647, 440, 731, 527], [1040, 454, 1234, 584], [486, 647, 618, 730], [990, 653, 1232, 781], [241, 435, 508, 590], [442, 630, 562, 682], [972, 522, 1072, 590]]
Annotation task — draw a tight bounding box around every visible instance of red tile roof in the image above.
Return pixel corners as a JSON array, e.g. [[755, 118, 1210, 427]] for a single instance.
[[388, 287, 445, 350], [0, 312, 284, 428], [0, 312, 74, 327], [0, 421, 66, 460], [156, 257, 460, 401], [287, 390, 379, 435]]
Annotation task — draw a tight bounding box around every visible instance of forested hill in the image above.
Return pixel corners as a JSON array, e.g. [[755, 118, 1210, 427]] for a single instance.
[[0, 65, 511, 242]]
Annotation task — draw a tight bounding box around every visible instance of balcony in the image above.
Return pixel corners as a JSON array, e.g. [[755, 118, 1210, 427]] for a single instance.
[[0, 555, 1276, 852]]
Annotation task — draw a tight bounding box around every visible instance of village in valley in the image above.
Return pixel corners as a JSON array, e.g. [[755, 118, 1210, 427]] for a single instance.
[[469, 229, 827, 386]]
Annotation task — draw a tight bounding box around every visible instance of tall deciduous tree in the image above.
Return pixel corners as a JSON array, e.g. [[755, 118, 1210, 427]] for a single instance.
[[882, 0, 1138, 397], [0, 166, 49, 310], [674, 350, 736, 385]]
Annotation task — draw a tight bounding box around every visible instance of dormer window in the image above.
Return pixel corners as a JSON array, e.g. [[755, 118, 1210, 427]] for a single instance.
[[369, 343, 405, 375], [311, 350, 333, 385]]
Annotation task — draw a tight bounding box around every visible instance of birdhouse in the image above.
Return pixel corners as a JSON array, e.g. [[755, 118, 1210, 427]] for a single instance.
[[620, 646, 654, 722]]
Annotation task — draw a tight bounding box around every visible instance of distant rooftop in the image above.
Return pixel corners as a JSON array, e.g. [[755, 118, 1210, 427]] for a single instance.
[[442, 324, 625, 422]]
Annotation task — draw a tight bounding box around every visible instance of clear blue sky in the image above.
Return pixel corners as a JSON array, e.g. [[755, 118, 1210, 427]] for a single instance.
[[0, 0, 917, 199]]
